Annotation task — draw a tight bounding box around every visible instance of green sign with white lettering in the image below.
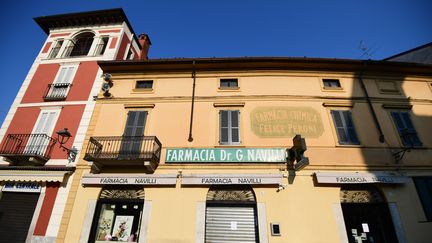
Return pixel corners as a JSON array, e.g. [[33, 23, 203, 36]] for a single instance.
[[165, 148, 286, 163]]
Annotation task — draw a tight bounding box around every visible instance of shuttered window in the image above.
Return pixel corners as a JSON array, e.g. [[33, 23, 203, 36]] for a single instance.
[[390, 111, 422, 147], [120, 111, 148, 156], [331, 110, 360, 145], [220, 110, 240, 145]]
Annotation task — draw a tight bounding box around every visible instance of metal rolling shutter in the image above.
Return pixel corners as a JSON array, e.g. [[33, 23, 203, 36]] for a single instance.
[[0, 192, 40, 243], [205, 206, 257, 243]]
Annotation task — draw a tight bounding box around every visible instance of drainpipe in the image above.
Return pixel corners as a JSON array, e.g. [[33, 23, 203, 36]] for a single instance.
[[188, 60, 196, 142], [359, 60, 385, 143]]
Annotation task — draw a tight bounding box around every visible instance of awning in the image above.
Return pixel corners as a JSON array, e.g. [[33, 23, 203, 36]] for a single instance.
[[0, 170, 71, 182], [315, 171, 409, 184], [181, 173, 283, 185], [82, 173, 178, 185]]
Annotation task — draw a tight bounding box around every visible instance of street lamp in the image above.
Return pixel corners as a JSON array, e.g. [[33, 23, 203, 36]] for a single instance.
[[56, 128, 77, 162]]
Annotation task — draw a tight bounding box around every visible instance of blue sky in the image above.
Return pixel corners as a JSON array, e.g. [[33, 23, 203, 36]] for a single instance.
[[0, 0, 431, 124]]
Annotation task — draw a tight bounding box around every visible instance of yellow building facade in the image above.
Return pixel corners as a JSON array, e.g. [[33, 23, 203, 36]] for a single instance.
[[59, 58, 432, 243]]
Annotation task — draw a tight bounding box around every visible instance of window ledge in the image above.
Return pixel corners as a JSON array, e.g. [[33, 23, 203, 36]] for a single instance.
[[322, 87, 344, 92], [213, 102, 245, 107], [124, 103, 155, 109], [382, 104, 412, 110], [218, 87, 240, 92], [214, 145, 245, 148], [323, 102, 354, 108], [132, 88, 154, 94], [335, 144, 363, 148]]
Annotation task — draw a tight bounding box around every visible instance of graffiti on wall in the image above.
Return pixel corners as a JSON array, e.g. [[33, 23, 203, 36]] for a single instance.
[[251, 107, 324, 137]]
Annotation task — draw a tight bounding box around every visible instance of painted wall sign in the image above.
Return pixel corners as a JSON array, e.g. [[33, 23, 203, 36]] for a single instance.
[[181, 173, 283, 185], [81, 174, 177, 185], [315, 172, 409, 184], [165, 148, 286, 163], [251, 107, 324, 138], [2, 182, 41, 193]]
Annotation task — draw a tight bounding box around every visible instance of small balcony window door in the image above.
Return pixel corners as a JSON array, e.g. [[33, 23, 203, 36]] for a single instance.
[[331, 110, 360, 145], [391, 111, 422, 147], [220, 110, 240, 145], [120, 111, 148, 158], [25, 109, 60, 155], [94, 37, 109, 56], [48, 39, 64, 59], [45, 65, 77, 101]]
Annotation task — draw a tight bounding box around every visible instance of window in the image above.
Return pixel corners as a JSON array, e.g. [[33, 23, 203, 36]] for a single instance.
[[135, 80, 153, 89], [48, 40, 63, 59], [95, 37, 109, 56], [390, 111, 422, 147], [323, 79, 341, 89], [25, 109, 60, 154], [219, 110, 240, 145], [331, 110, 360, 145], [44, 65, 76, 100], [413, 177, 432, 221], [220, 78, 238, 88], [376, 81, 400, 94], [126, 48, 133, 60], [64, 32, 95, 57]]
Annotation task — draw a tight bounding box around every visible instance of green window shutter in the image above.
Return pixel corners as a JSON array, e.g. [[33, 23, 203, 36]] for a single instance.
[[220, 110, 229, 144], [391, 111, 422, 146], [231, 110, 240, 143], [331, 110, 359, 145], [344, 111, 359, 144], [331, 110, 348, 144], [121, 111, 148, 156], [219, 110, 240, 145]]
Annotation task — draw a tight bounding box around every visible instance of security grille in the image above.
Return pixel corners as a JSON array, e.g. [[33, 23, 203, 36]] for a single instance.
[[205, 206, 257, 243]]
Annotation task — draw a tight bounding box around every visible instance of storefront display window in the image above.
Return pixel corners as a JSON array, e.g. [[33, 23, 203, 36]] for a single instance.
[[89, 188, 144, 243]]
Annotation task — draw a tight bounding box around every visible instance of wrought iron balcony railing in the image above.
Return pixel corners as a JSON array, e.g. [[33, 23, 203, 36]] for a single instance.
[[0, 134, 57, 164], [43, 83, 72, 101], [84, 136, 162, 171]]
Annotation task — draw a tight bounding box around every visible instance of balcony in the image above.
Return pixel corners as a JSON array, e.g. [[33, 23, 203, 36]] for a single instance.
[[0, 134, 57, 165], [84, 136, 162, 173], [43, 83, 71, 101]]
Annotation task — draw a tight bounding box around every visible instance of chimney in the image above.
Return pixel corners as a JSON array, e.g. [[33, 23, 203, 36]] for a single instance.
[[138, 33, 151, 60]]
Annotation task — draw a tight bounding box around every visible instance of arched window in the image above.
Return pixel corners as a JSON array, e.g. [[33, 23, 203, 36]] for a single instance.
[[66, 32, 95, 57]]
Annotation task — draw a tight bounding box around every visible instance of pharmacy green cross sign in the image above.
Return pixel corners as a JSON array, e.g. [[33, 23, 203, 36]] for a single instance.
[[165, 148, 287, 163]]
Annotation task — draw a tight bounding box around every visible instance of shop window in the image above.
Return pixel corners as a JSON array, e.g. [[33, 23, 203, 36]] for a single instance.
[[323, 79, 341, 89], [331, 110, 360, 145], [89, 188, 145, 243], [413, 177, 432, 221], [390, 111, 422, 147], [135, 80, 153, 89], [220, 78, 238, 88], [219, 110, 240, 145], [340, 185, 398, 242]]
